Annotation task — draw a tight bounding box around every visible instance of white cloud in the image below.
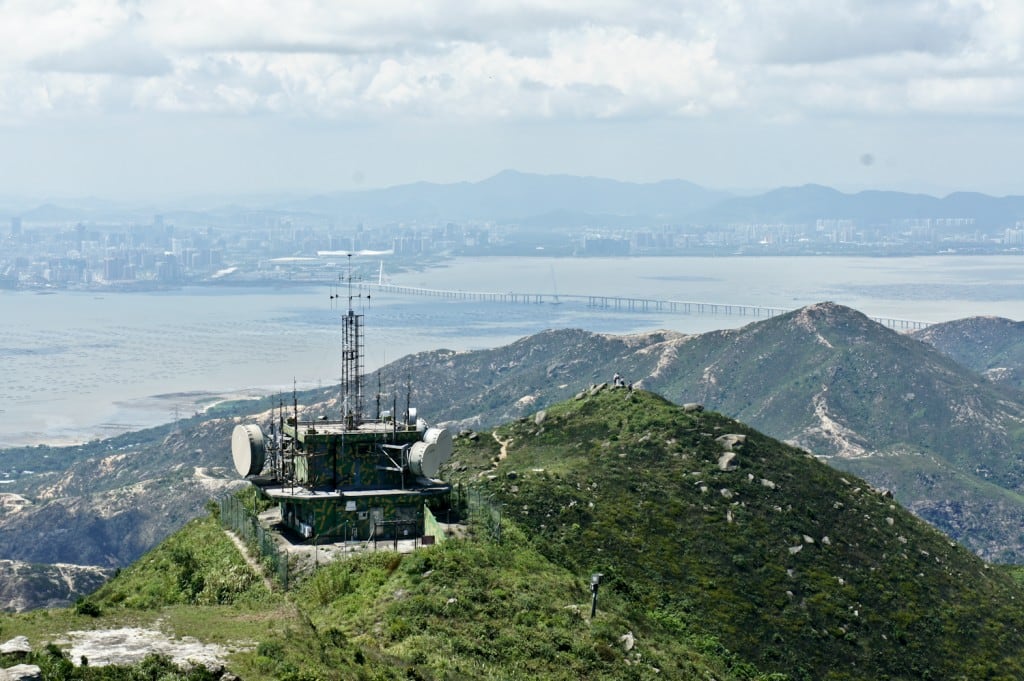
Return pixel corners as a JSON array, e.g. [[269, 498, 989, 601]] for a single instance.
[[908, 75, 1024, 112], [30, 34, 172, 77], [730, 0, 980, 64], [1, 0, 1023, 123]]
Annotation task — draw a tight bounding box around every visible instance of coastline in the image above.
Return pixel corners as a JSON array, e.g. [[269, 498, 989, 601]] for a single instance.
[[3, 255, 1022, 450], [2, 386, 303, 450]]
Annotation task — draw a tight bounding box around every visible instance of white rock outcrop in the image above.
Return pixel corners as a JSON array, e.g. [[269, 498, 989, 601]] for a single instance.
[[0, 637, 30, 656], [1, 665, 42, 681]]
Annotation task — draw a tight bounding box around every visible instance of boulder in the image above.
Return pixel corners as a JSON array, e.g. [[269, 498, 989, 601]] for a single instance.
[[716, 434, 747, 451], [682, 403, 704, 413], [1, 665, 42, 681], [717, 452, 737, 471], [0, 637, 30, 657]]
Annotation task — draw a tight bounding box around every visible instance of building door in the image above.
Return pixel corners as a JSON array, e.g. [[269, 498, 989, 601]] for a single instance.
[[370, 507, 384, 537]]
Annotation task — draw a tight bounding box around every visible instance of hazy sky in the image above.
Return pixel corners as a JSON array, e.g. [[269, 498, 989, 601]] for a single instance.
[[3, 1, 1024, 199]]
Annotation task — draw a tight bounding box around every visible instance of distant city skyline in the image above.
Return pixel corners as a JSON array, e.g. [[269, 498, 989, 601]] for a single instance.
[[3, 1, 1024, 200]]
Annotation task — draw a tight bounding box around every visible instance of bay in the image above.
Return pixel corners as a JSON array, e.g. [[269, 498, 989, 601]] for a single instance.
[[1, 255, 1022, 448]]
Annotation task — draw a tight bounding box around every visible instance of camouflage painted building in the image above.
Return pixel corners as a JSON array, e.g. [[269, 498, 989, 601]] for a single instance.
[[232, 415, 452, 541]]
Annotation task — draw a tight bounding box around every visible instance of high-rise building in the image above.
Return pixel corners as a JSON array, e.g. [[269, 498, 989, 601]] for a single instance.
[[10, 217, 21, 237]]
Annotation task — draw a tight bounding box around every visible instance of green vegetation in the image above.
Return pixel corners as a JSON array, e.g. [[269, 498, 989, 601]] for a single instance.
[[88, 514, 273, 611], [11, 303, 1024, 613], [455, 388, 1024, 679], [0, 508, 775, 680], [5, 388, 1024, 679], [386, 304, 1024, 562], [913, 316, 1024, 393]]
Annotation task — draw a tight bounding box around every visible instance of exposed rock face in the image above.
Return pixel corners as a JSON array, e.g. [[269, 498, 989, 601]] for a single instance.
[[0, 561, 113, 612], [716, 434, 747, 451], [0, 494, 31, 513], [61, 627, 244, 669], [0, 636, 30, 656]]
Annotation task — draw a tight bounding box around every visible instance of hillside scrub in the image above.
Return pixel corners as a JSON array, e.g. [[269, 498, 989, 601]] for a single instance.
[[88, 514, 274, 611], [450, 388, 1024, 680], [6, 388, 1024, 679], [2, 500, 773, 679]]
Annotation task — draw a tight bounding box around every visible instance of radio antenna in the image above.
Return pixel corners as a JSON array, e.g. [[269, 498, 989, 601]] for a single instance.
[[339, 253, 368, 426]]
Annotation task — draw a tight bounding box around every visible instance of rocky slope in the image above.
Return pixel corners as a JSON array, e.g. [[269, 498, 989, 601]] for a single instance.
[[0, 421, 245, 567], [913, 315, 1024, 392], [446, 389, 1024, 679], [0, 560, 112, 612], [385, 303, 1024, 560]]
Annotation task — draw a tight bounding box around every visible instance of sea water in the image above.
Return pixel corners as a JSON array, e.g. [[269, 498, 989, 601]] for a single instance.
[[1, 255, 1022, 447]]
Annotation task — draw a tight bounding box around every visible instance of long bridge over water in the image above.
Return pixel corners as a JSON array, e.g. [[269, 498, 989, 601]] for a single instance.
[[367, 283, 932, 331]]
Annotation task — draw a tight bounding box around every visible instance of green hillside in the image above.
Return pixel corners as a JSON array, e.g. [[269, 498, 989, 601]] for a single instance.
[[1, 505, 777, 680], [6, 389, 1024, 680], [383, 303, 1024, 561], [446, 388, 1024, 679]]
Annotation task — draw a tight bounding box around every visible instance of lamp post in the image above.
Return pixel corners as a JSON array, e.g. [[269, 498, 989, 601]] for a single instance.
[[590, 573, 604, 618]]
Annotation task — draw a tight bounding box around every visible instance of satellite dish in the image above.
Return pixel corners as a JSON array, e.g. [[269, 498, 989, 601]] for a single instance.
[[231, 424, 266, 477], [408, 427, 453, 478]]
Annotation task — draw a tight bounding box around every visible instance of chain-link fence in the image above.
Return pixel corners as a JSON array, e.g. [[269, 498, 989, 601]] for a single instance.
[[456, 484, 502, 543], [220, 495, 289, 589]]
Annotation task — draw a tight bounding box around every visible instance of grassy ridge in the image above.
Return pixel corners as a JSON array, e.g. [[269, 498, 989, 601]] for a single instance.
[[7, 504, 776, 679], [453, 389, 1024, 680], [6, 389, 1024, 679], [88, 512, 273, 610]]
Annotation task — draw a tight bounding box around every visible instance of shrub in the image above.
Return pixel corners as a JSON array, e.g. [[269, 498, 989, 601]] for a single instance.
[[73, 597, 101, 617]]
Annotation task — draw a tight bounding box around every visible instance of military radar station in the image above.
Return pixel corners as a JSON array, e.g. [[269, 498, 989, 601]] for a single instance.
[[229, 267, 452, 543]]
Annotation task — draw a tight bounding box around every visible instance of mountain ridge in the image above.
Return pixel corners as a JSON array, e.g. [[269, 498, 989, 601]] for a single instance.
[[912, 316, 1024, 392], [381, 303, 1024, 560], [6, 389, 1024, 679], [10, 171, 1024, 227], [4, 302, 1024, 613]]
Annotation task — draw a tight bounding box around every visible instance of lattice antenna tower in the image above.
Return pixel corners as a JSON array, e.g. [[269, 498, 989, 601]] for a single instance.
[[331, 254, 369, 426]]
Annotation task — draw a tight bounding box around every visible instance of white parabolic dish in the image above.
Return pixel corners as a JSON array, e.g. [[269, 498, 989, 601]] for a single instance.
[[409, 427, 453, 478], [231, 424, 266, 477]]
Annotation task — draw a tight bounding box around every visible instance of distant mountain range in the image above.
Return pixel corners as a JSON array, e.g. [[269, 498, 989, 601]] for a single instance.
[[279, 170, 730, 224], [383, 304, 1024, 561], [6, 171, 1024, 227], [4, 303, 1024, 612]]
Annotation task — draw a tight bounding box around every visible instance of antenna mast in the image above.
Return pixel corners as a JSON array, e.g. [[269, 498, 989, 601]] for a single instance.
[[375, 370, 382, 420], [340, 254, 366, 427]]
